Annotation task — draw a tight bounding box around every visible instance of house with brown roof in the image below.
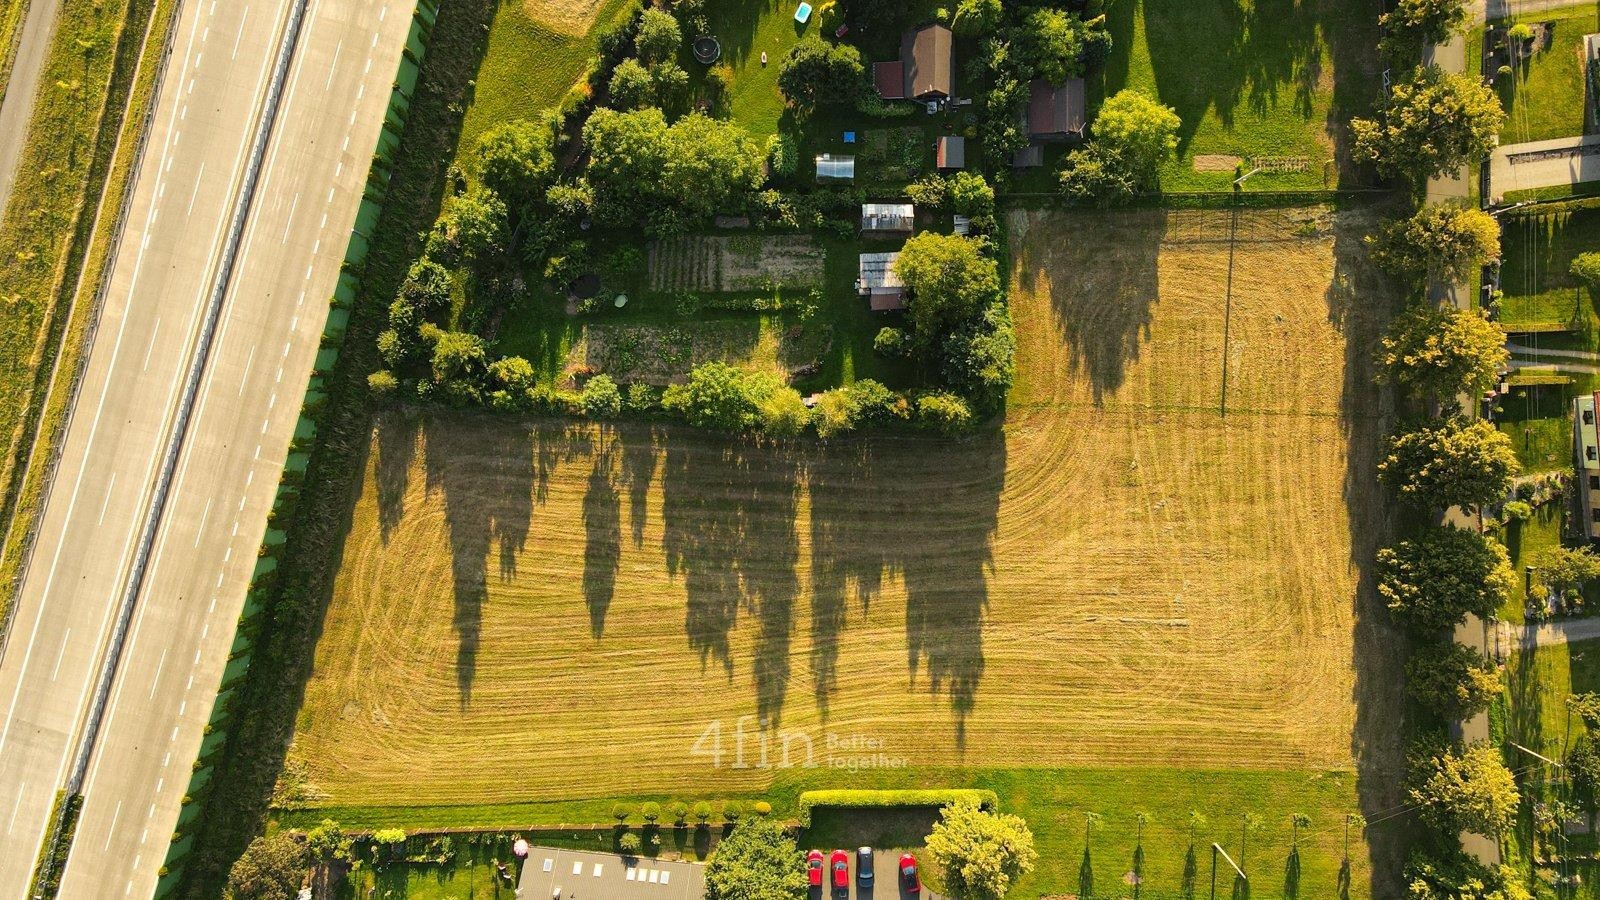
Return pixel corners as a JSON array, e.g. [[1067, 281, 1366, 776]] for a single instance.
[[1027, 78, 1087, 140], [873, 24, 955, 101]]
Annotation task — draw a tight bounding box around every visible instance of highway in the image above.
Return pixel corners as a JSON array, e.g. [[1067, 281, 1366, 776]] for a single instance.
[[0, 0, 413, 892]]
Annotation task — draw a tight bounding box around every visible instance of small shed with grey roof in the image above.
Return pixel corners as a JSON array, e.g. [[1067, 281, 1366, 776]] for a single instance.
[[937, 135, 965, 169], [858, 251, 906, 311]]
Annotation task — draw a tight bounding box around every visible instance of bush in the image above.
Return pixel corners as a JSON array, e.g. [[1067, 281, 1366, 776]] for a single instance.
[[915, 392, 975, 433], [373, 828, 407, 845], [642, 801, 662, 823], [1405, 642, 1502, 718], [619, 831, 642, 854], [612, 803, 631, 823], [626, 381, 659, 413], [581, 374, 624, 418], [1502, 500, 1533, 522], [752, 800, 773, 816], [1378, 418, 1520, 510], [367, 370, 398, 399], [1573, 252, 1600, 290], [767, 133, 798, 178], [693, 800, 714, 824], [795, 789, 1000, 826], [671, 801, 690, 825], [874, 326, 910, 357], [723, 800, 744, 822]]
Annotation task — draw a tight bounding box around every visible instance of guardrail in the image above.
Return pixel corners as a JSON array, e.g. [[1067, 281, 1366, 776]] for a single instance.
[[151, 0, 438, 893]]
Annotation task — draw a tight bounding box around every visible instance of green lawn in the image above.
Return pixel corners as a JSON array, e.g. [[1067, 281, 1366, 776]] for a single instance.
[[1499, 201, 1600, 329], [1479, 3, 1597, 146], [286, 765, 1372, 899], [1497, 381, 1582, 477], [1099, 0, 1380, 191], [454, 0, 632, 167], [702, 0, 811, 139], [1501, 638, 1600, 896], [1496, 500, 1564, 623]]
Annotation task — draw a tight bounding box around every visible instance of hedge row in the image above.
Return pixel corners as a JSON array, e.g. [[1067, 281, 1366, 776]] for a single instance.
[[794, 789, 997, 827]]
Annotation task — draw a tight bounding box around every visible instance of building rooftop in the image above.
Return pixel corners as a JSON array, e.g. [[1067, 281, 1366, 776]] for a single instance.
[[1028, 78, 1087, 137], [902, 24, 953, 99], [862, 202, 915, 232]]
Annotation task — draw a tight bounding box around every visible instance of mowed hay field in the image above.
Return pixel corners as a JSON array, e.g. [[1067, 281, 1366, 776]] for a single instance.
[[292, 208, 1397, 814]]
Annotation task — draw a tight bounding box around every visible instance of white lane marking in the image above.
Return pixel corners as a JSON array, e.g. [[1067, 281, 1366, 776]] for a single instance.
[[180, 104, 187, 121], [280, 191, 299, 242], [149, 649, 166, 699], [379, 5, 386, 21], [97, 472, 117, 524], [8, 784, 25, 834], [103, 801, 122, 850], [230, 6, 248, 59], [325, 39, 342, 89], [140, 317, 161, 371], [194, 497, 212, 546], [354, 83, 363, 102], [186, 162, 206, 215], [200, 26, 207, 43], [363, 56, 371, 75], [49, 629, 71, 681], [238, 345, 255, 395]]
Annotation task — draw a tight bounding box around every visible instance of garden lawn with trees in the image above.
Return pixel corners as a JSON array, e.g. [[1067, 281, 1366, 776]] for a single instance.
[[1475, 2, 1596, 146], [1090, 0, 1384, 191]]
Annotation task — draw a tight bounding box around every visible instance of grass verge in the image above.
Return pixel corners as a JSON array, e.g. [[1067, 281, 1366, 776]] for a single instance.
[[0, 0, 175, 627], [1478, 3, 1597, 146], [0, 0, 29, 104]]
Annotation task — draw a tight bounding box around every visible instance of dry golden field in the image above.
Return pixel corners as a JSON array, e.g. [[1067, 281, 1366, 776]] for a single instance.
[[290, 207, 1398, 808], [521, 0, 608, 36]]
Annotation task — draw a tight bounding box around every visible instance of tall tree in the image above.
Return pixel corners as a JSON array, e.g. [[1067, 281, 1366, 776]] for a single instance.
[[1352, 67, 1504, 183], [926, 800, 1039, 900], [1088, 89, 1181, 190], [703, 816, 808, 900], [633, 8, 682, 64], [226, 833, 309, 900], [1376, 526, 1516, 633], [1377, 305, 1508, 404], [1410, 742, 1520, 835], [1382, 0, 1468, 46], [894, 233, 1001, 345], [474, 118, 555, 210], [583, 108, 763, 231], [1377, 418, 1519, 510], [1405, 642, 1503, 718], [1373, 204, 1501, 283], [777, 37, 865, 109], [1016, 8, 1109, 83]]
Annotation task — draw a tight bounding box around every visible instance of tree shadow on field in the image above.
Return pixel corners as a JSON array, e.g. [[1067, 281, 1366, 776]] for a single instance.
[[423, 411, 544, 707], [619, 424, 659, 548], [374, 412, 419, 540], [1328, 202, 1409, 895], [582, 431, 621, 638], [807, 429, 1004, 746], [661, 430, 803, 727], [1014, 208, 1165, 406]]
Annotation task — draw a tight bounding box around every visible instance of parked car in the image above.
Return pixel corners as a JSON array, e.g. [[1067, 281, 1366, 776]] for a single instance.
[[899, 853, 922, 893], [831, 849, 849, 895], [856, 847, 874, 888], [807, 850, 824, 887]]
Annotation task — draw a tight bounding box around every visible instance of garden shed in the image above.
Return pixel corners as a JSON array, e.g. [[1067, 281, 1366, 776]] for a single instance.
[[1027, 78, 1087, 139], [937, 135, 965, 169], [861, 202, 915, 233], [857, 251, 906, 311]]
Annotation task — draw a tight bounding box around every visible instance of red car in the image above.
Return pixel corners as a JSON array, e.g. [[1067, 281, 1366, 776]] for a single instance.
[[806, 850, 824, 887], [899, 853, 922, 893], [830, 849, 850, 894]]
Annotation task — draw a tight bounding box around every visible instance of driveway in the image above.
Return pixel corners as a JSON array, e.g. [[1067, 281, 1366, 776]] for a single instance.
[[518, 847, 705, 900], [1489, 135, 1600, 202]]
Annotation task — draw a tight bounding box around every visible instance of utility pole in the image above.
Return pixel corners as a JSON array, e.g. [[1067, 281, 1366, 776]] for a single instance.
[[1210, 842, 1247, 900]]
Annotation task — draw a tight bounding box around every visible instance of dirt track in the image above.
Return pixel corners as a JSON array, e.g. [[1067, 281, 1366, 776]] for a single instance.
[[290, 208, 1399, 807]]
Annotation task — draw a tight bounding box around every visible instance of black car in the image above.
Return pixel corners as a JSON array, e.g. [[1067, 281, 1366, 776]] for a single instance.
[[856, 847, 874, 888]]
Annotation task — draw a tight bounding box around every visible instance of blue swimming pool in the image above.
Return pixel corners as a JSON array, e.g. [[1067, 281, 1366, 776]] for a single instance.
[[794, 2, 812, 23]]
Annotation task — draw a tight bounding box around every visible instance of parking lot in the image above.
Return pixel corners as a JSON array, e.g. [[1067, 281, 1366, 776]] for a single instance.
[[806, 848, 944, 900]]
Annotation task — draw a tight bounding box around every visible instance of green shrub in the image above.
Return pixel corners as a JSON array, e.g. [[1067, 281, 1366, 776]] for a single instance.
[[581, 374, 623, 418], [874, 327, 909, 357], [795, 789, 1000, 827], [642, 801, 662, 823], [723, 800, 744, 822], [612, 803, 631, 823], [915, 392, 975, 433], [1573, 252, 1600, 290], [373, 828, 407, 845], [752, 800, 773, 816], [619, 831, 642, 854], [693, 800, 714, 824], [767, 134, 798, 178], [671, 801, 689, 825], [1502, 500, 1533, 522], [625, 381, 659, 413], [367, 370, 398, 399]]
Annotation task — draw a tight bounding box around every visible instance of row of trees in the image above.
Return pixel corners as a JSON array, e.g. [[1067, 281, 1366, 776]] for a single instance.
[[1058, 89, 1181, 205]]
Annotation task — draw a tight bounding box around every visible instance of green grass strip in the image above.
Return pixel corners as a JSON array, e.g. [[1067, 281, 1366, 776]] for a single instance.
[[27, 791, 82, 900], [0, 0, 177, 629]]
